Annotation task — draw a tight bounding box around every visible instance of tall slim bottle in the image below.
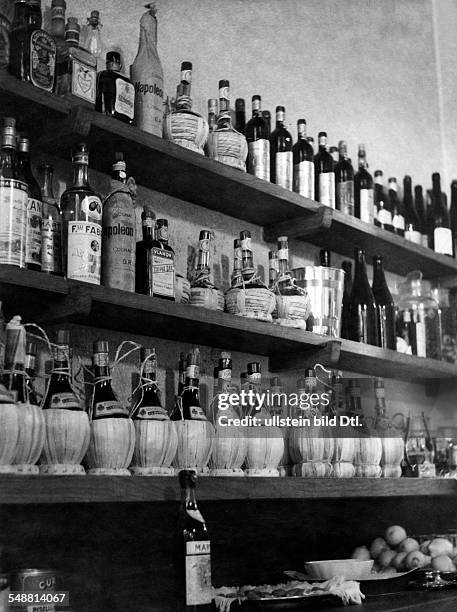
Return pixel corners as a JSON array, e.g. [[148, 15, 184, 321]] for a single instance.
[[335, 140, 354, 216], [51, 0, 69, 95], [354, 145, 374, 224], [292, 119, 314, 199], [348, 248, 378, 346], [314, 132, 335, 208], [17, 137, 42, 272], [372, 255, 396, 350], [389, 177, 405, 237], [131, 3, 164, 137], [39, 164, 62, 275], [403, 175, 422, 245], [245, 95, 270, 181], [431, 172, 453, 257], [374, 170, 393, 232], [414, 185, 428, 248], [270, 106, 293, 189]]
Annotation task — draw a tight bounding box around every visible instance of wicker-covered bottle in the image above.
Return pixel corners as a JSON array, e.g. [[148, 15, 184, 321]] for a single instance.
[[330, 371, 355, 478], [273, 236, 310, 327], [189, 230, 224, 310]]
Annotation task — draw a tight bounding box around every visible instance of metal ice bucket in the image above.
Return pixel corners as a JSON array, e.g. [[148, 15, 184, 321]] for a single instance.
[[292, 266, 345, 337]]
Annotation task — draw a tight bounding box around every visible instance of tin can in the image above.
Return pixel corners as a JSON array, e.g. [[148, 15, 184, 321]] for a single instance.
[[0, 573, 10, 612], [10, 569, 56, 612]]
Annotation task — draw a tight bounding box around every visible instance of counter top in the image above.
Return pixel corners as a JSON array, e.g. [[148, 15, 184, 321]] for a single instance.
[[306, 589, 457, 611]]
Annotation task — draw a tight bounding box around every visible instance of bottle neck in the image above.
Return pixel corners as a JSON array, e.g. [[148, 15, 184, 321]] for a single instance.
[[73, 163, 89, 187], [142, 222, 154, 241], [197, 250, 210, 271], [181, 483, 197, 507], [278, 257, 289, 275], [41, 170, 55, 199]]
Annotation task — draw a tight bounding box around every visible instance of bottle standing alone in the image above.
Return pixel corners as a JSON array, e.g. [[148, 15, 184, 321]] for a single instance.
[[292, 119, 314, 199], [431, 172, 453, 257], [96, 52, 135, 124], [314, 132, 335, 208], [270, 106, 293, 190], [354, 145, 374, 224], [348, 248, 379, 346], [245, 95, 270, 181], [131, 3, 164, 137], [371, 255, 396, 350], [39, 164, 62, 276], [403, 175, 422, 246], [335, 140, 354, 216], [17, 137, 42, 272]]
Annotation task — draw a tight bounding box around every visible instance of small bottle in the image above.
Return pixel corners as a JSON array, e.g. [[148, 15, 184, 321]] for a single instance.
[[314, 132, 335, 208], [51, 0, 69, 95], [270, 106, 293, 190], [96, 51, 135, 124], [431, 172, 453, 257], [276, 236, 300, 296], [292, 119, 314, 199], [17, 137, 42, 272], [335, 140, 354, 216], [0, 117, 27, 268], [39, 164, 62, 276], [403, 175, 422, 245], [319, 248, 331, 267], [245, 95, 270, 181], [60, 143, 102, 284], [354, 144, 374, 223], [135, 206, 155, 296], [207, 98, 218, 133], [374, 170, 393, 231], [372, 255, 396, 350], [82, 9, 103, 71], [42, 329, 83, 411], [64, 17, 97, 104], [414, 184, 428, 248], [348, 248, 379, 346], [389, 177, 405, 237], [90, 340, 129, 419], [234, 98, 246, 135], [341, 260, 353, 340], [153, 218, 175, 300]]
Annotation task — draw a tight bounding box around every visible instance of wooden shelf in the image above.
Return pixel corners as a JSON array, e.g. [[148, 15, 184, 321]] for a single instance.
[[0, 475, 454, 504]]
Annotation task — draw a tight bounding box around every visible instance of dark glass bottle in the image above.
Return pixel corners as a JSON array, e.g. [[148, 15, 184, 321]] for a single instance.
[[234, 98, 246, 135], [39, 164, 62, 276], [173, 469, 211, 611], [262, 110, 271, 134], [24, 341, 38, 405], [388, 177, 405, 237], [17, 137, 42, 272], [96, 51, 135, 124], [348, 248, 378, 345], [131, 347, 168, 419], [135, 206, 154, 295], [403, 175, 422, 245], [292, 119, 314, 199], [354, 144, 374, 224], [329, 146, 339, 169], [90, 340, 129, 419], [172, 348, 207, 421], [314, 131, 335, 208], [51, 0, 69, 95], [431, 172, 453, 257], [372, 256, 396, 350], [414, 185, 428, 248], [450, 180, 457, 258], [335, 140, 354, 216], [270, 106, 293, 190], [245, 95, 270, 181], [374, 170, 393, 232], [42, 329, 82, 411], [341, 260, 352, 339]]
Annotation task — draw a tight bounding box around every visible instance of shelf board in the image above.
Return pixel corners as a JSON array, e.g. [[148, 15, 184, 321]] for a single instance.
[[0, 475, 454, 504]]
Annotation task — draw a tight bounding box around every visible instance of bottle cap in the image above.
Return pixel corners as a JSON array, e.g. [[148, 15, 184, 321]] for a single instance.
[[276, 105, 285, 112], [141, 205, 155, 220], [88, 9, 100, 25], [318, 131, 327, 138], [199, 230, 211, 241], [235, 98, 245, 110], [73, 143, 89, 165], [388, 177, 397, 183], [374, 170, 383, 177], [93, 340, 109, 354], [338, 140, 347, 152], [277, 236, 288, 244], [269, 250, 278, 259], [219, 79, 230, 89], [156, 218, 168, 228], [181, 61, 192, 71], [297, 118, 307, 125], [239, 230, 251, 240], [252, 95, 261, 101], [17, 137, 30, 153], [372, 254, 383, 264], [56, 329, 70, 345]]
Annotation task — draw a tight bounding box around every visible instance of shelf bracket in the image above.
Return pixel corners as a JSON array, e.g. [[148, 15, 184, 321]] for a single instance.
[[263, 206, 333, 244], [269, 339, 341, 372]]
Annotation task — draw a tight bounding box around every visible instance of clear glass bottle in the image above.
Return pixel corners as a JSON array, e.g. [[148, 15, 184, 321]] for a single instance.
[[245, 95, 270, 181], [39, 164, 62, 276], [354, 144, 374, 223], [64, 17, 97, 105], [96, 51, 135, 124], [17, 137, 42, 272], [335, 140, 354, 216], [82, 9, 103, 71], [270, 106, 293, 189], [292, 119, 314, 199]]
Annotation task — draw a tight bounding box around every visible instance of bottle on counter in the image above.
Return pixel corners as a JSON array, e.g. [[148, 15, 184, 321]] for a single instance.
[[403, 175, 422, 245], [274, 235, 309, 328], [17, 137, 42, 272], [335, 140, 354, 216], [245, 95, 270, 181], [234, 98, 246, 135], [354, 144, 374, 224], [39, 164, 62, 276], [388, 177, 405, 237], [314, 131, 335, 208], [414, 184, 428, 248], [64, 17, 97, 105], [292, 119, 315, 199], [60, 143, 102, 284], [96, 52, 135, 124], [371, 255, 396, 350], [431, 172, 453, 257], [348, 248, 378, 346], [270, 106, 293, 190], [374, 170, 393, 232]]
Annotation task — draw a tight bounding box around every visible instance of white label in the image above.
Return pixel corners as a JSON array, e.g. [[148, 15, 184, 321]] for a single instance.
[[404, 229, 422, 245], [293, 160, 314, 199], [81, 195, 102, 221], [186, 365, 200, 379], [0, 178, 28, 266], [188, 405, 206, 420], [392, 214, 405, 231], [336, 180, 354, 215], [152, 247, 174, 298], [93, 400, 129, 418], [275, 151, 292, 190], [25, 197, 42, 267], [47, 392, 81, 410], [359, 188, 374, 223], [115, 78, 135, 119], [421, 234, 429, 248], [71, 58, 96, 103], [377, 207, 392, 225], [41, 215, 62, 274], [134, 405, 168, 420], [416, 321, 427, 357], [318, 172, 335, 208], [434, 227, 453, 255], [278, 247, 288, 260], [67, 221, 101, 284], [185, 541, 211, 606], [248, 139, 270, 181]]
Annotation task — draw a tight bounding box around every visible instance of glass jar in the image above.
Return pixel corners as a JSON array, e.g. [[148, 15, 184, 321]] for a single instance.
[[397, 271, 442, 360], [431, 287, 457, 363]]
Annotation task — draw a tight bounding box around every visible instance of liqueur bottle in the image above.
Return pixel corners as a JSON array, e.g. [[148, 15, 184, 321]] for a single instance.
[[153, 218, 175, 300], [131, 3, 164, 137], [42, 330, 82, 411], [270, 106, 293, 189], [135, 205, 154, 296], [354, 144, 374, 224], [60, 143, 102, 284], [64, 17, 97, 104], [9, 0, 56, 92], [292, 119, 314, 199], [372, 255, 396, 350], [96, 52, 135, 124], [234, 98, 246, 135], [50, 0, 69, 95], [414, 184, 428, 248], [82, 9, 103, 71], [0, 117, 27, 268], [403, 175, 422, 245], [90, 341, 129, 420], [245, 95, 270, 181], [174, 469, 212, 611], [314, 131, 335, 208], [388, 177, 405, 237], [17, 137, 42, 272], [341, 260, 352, 340], [335, 140, 354, 216], [172, 348, 207, 422], [101, 153, 136, 292], [431, 172, 453, 257], [39, 164, 62, 276], [374, 170, 393, 231], [207, 79, 247, 170], [348, 248, 378, 346]]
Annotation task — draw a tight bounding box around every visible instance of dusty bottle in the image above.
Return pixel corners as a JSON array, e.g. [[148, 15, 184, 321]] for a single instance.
[[101, 152, 136, 292], [17, 137, 42, 271], [82, 9, 103, 71], [65, 17, 97, 104], [39, 164, 62, 276], [131, 3, 164, 137]]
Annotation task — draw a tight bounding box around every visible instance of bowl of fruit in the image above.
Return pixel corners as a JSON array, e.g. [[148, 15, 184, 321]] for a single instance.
[[304, 558, 374, 580]]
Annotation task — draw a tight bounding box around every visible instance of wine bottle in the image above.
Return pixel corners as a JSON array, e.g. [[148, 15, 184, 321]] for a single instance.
[[450, 180, 457, 258], [403, 175, 422, 245], [341, 260, 352, 340], [314, 132, 335, 208], [172, 348, 207, 421], [354, 145, 374, 223], [372, 255, 396, 350], [17, 137, 42, 272], [292, 119, 314, 199], [131, 347, 167, 420], [348, 248, 378, 345], [234, 98, 246, 135], [174, 469, 212, 611], [374, 170, 393, 232], [42, 329, 83, 411], [270, 106, 293, 189], [245, 95, 270, 181], [90, 340, 130, 419], [414, 185, 428, 248], [388, 177, 405, 237], [431, 172, 453, 257], [335, 140, 354, 216]]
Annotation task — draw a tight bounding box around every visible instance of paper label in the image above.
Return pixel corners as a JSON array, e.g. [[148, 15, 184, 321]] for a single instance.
[[404, 229, 422, 245], [133, 73, 164, 137], [421, 234, 429, 248], [134, 405, 168, 420], [392, 213, 405, 231], [67, 221, 101, 284], [47, 392, 81, 410], [0, 178, 27, 266], [336, 180, 354, 215], [248, 139, 270, 180], [93, 400, 129, 418], [115, 78, 135, 119], [318, 172, 335, 208], [30, 30, 55, 92], [101, 193, 136, 290], [377, 207, 392, 225], [41, 215, 62, 274], [152, 247, 174, 298], [293, 160, 314, 199], [415, 321, 427, 357], [359, 188, 374, 223], [71, 58, 96, 103], [434, 227, 453, 255], [275, 151, 292, 190], [25, 197, 42, 267], [185, 541, 211, 606]]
